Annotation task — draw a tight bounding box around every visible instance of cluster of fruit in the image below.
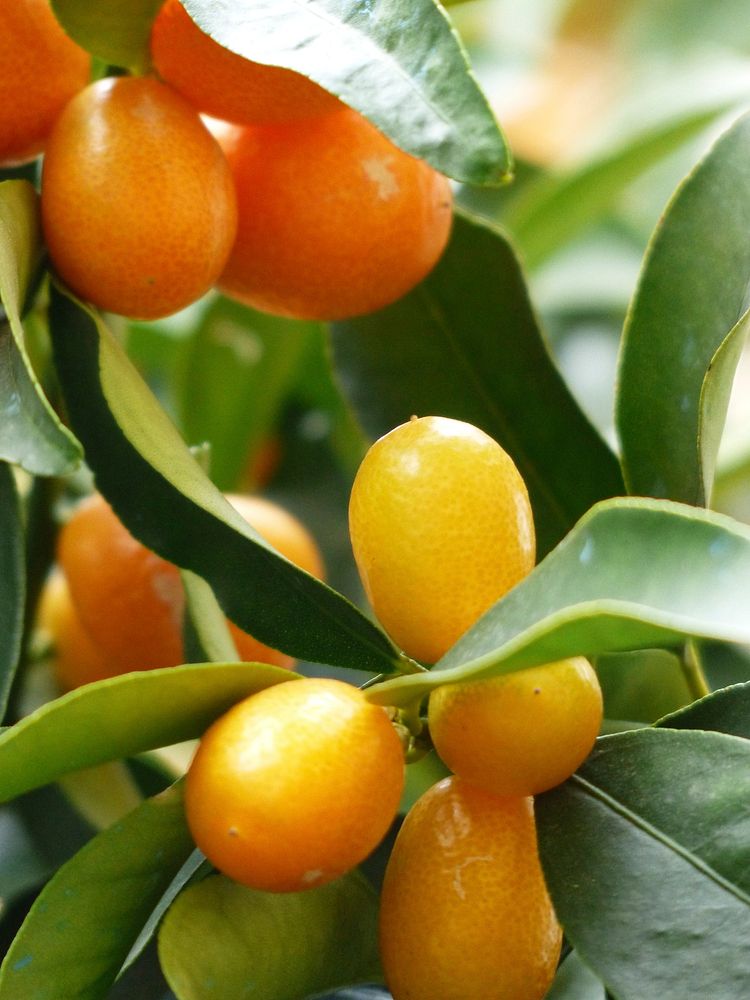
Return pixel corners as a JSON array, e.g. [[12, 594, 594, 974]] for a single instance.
[[40, 491, 324, 688], [178, 415, 603, 1000], [2, 0, 453, 322]]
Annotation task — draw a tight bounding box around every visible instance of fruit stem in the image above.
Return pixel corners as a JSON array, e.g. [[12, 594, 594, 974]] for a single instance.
[[680, 640, 710, 702]]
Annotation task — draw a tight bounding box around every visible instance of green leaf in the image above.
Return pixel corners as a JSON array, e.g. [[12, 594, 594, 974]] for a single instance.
[[0, 662, 296, 804], [0, 180, 81, 475], [617, 111, 750, 504], [180, 570, 239, 664], [536, 729, 750, 999], [506, 107, 724, 270], [48, 285, 401, 675], [0, 783, 194, 1000], [173, 296, 315, 491], [51, 0, 162, 72], [159, 872, 380, 1000], [657, 680, 750, 738], [595, 649, 691, 724], [183, 0, 509, 185], [546, 950, 605, 1000], [366, 498, 750, 707], [332, 212, 623, 558], [0, 463, 24, 719]]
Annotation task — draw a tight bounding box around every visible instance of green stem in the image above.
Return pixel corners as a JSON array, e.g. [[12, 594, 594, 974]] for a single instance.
[[681, 640, 711, 702]]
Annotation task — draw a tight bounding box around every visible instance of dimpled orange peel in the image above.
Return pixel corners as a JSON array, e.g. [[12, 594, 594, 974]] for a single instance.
[[348, 415, 535, 663], [379, 775, 562, 1000]]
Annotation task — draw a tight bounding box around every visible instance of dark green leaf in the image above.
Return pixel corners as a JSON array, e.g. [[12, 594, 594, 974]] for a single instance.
[[657, 680, 750, 738], [332, 212, 622, 557], [183, 0, 509, 184], [0, 662, 296, 804], [506, 108, 724, 269], [0, 464, 24, 720], [367, 498, 750, 707], [0, 180, 81, 475], [48, 286, 401, 674], [173, 296, 315, 491], [159, 872, 380, 1000], [537, 729, 750, 999], [51, 0, 161, 72], [617, 111, 750, 504], [0, 783, 194, 1000]]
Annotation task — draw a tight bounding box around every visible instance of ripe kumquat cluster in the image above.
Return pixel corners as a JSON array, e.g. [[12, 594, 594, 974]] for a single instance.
[[3, 0, 452, 322]]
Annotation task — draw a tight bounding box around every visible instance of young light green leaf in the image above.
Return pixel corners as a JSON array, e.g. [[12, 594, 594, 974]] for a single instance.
[[537, 729, 750, 999], [0, 783, 194, 1000], [546, 949, 605, 1000], [159, 872, 380, 1000], [0, 463, 24, 719], [180, 570, 239, 664], [0, 662, 296, 804], [366, 498, 750, 707], [51, 0, 162, 72], [0, 180, 81, 475], [617, 111, 750, 504], [173, 296, 315, 492], [657, 680, 750, 738], [596, 649, 691, 724], [332, 212, 623, 558], [48, 285, 401, 675], [506, 107, 723, 269], [182, 0, 509, 184]]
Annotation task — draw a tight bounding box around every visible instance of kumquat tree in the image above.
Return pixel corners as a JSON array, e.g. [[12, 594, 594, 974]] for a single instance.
[[2, 0, 750, 997]]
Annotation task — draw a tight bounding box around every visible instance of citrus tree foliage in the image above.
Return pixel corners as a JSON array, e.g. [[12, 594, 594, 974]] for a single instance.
[[1, 0, 750, 998]]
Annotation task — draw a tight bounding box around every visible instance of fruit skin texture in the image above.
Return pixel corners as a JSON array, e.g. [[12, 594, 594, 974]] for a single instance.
[[37, 569, 111, 690], [214, 109, 453, 321], [41, 75, 237, 320], [428, 657, 603, 797], [0, 1, 90, 166], [54, 492, 324, 684], [151, 0, 340, 125], [349, 416, 535, 663], [379, 776, 562, 1000], [185, 678, 405, 892]]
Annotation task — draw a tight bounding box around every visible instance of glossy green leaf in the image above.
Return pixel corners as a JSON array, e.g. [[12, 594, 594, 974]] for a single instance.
[[0, 181, 81, 475], [0, 783, 194, 1000], [51, 0, 161, 72], [0, 662, 296, 804], [617, 111, 750, 504], [506, 107, 723, 269], [182, 0, 509, 184], [174, 296, 315, 491], [159, 872, 380, 1000], [537, 729, 750, 999], [48, 286, 401, 675], [0, 463, 24, 720], [657, 680, 750, 738], [366, 498, 750, 707], [546, 950, 605, 1000], [332, 212, 623, 557]]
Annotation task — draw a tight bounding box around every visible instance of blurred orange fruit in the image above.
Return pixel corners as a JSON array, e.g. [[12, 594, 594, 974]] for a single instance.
[[150, 0, 340, 125], [428, 657, 603, 796], [37, 568, 111, 689], [185, 677, 404, 891], [349, 416, 535, 663], [54, 492, 324, 685], [379, 776, 562, 1000], [214, 109, 453, 320], [41, 75, 237, 319], [0, 1, 90, 166]]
